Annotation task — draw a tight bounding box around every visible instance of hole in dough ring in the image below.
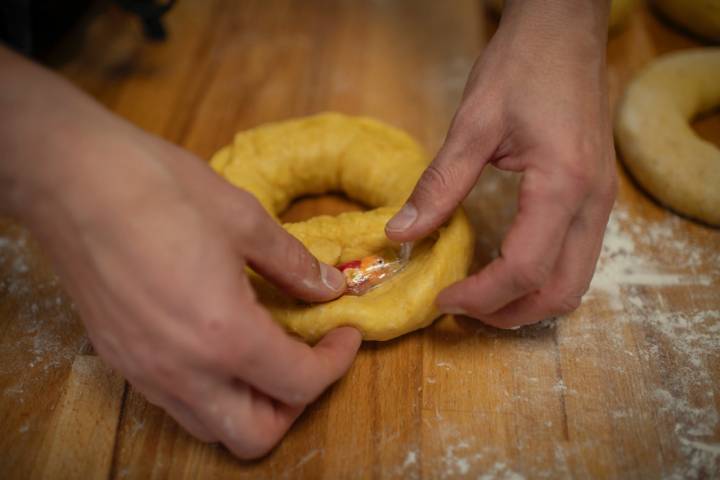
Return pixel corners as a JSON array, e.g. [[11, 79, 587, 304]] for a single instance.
[[210, 113, 475, 342], [615, 48, 720, 226]]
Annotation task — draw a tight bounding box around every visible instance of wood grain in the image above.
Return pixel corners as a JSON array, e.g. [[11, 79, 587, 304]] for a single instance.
[[32, 356, 125, 480], [1, 1, 719, 478]]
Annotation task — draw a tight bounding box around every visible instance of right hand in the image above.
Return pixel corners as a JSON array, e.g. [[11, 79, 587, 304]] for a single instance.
[[385, 0, 616, 329], [0, 44, 361, 456]]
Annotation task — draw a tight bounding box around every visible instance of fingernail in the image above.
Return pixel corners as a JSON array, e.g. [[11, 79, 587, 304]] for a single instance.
[[386, 204, 418, 232], [439, 306, 468, 316], [320, 263, 346, 292]]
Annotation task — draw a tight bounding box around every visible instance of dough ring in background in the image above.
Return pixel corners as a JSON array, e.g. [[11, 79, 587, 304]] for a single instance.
[[615, 48, 720, 226], [653, 0, 720, 42], [211, 113, 474, 342]]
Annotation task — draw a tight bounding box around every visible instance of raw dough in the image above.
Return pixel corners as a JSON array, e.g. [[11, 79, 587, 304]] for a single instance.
[[615, 48, 720, 226], [211, 113, 474, 341]]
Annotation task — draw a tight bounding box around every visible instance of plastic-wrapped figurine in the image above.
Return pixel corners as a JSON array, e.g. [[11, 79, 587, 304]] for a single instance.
[[337, 243, 413, 296]]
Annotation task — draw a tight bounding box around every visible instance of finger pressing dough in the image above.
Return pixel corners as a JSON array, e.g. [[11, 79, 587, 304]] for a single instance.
[[211, 113, 474, 342], [615, 48, 720, 226]]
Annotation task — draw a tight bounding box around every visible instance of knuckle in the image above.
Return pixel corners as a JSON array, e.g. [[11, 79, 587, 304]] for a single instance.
[[223, 414, 285, 459], [214, 337, 258, 374], [549, 145, 596, 194], [192, 316, 257, 375], [285, 381, 316, 407], [203, 343, 235, 373], [412, 160, 471, 213], [510, 260, 552, 292], [233, 191, 267, 238], [275, 356, 319, 407], [553, 137, 617, 204], [280, 239, 318, 279], [561, 160, 594, 197], [547, 282, 590, 315], [232, 341, 259, 370], [451, 100, 499, 142], [417, 164, 454, 198], [143, 354, 187, 390]]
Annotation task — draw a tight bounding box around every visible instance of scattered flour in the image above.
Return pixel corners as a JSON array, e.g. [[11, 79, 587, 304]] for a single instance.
[[440, 441, 474, 477], [402, 450, 418, 468], [293, 449, 322, 470], [130, 418, 145, 435], [477, 462, 525, 480], [1, 225, 86, 450], [586, 205, 719, 477], [386, 201, 719, 478], [1, 194, 718, 479], [588, 206, 715, 309]]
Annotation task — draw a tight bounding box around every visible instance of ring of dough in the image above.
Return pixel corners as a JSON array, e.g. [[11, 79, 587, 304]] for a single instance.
[[210, 113, 474, 342], [615, 48, 720, 226]]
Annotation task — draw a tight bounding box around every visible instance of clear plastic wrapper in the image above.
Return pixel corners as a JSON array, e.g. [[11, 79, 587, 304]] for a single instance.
[[337, 242, 413, 296]]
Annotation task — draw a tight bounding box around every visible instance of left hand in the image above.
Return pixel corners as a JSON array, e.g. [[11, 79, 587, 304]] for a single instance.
[[385, 0, 617, 328]]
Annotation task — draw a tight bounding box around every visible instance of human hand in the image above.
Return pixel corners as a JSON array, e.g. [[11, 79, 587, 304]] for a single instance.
[[31, 131, 360, 458], [0, 47, 360, 458], [385, 0, 617, 328]]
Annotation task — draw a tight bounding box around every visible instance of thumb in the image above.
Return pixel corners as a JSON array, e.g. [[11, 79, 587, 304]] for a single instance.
[[233, 194, 346, 302], [385, 120, 498, 242]]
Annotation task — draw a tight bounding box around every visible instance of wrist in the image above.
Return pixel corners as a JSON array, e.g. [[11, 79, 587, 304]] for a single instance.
[[496, 0, 610, 64]]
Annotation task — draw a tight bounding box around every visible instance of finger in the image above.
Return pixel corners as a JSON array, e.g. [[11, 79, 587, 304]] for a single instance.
[[230, 192, 346, 302], [232, 309, 362, 406], [194, 379, 303, 459], [245, 320, 361, 405], [162, 395, 219, 443], [385, 114, 500, 242], [472, 203, 609, 328], [130, 380, 217, 443], [436, 169, 576, 316]]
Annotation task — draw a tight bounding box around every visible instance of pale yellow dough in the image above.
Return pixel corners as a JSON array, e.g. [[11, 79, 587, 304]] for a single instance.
[[615, 48, 720, 226], [211, 113, 474, 342]]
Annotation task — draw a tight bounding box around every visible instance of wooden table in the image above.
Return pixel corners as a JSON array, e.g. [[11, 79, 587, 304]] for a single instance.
[[1, 1, 719, 478]]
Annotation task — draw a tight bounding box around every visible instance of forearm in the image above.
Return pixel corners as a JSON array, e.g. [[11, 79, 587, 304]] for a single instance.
[[501, 0, 610, 48], [0, 46, 171, 229], [497, 0, 610, 75], [457, 0, 612, 133], [1, 46, 95, 214]]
